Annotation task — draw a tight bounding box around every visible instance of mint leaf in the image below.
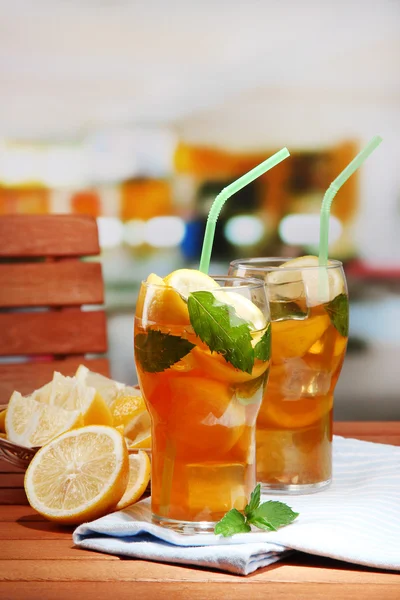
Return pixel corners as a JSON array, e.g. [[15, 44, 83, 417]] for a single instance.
[[254, 326, 271, 361], [324, 293, 349, 337], [215, 485, 299, 537], [244, 483, 260, 518], [248, 500, 299, 530], [187, 291, 254, 374], [248, 517, 277, 532], [134, 330, 195, 373], [214, 508, 251, 537]]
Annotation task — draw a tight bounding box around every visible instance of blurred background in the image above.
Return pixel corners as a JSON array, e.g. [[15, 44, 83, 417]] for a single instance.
[[1, 0, 399, 419]]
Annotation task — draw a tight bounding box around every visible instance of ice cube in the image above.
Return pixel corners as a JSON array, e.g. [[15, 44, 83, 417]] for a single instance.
[[186, 462, 248, 518], [282, 359, 332, 398]]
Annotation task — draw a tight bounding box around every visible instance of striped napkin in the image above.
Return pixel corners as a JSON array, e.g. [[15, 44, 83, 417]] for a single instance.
[[73, 436, 400, 575]]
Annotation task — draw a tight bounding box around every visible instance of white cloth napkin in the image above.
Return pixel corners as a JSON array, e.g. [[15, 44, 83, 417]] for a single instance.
[[73, 436, 400, 575]]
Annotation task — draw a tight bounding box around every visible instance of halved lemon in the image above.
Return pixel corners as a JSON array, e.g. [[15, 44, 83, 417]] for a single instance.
[[125, 411, 152, 449], [6, 392, 84, 448], [116, 450, 151, 510], [163, 268, 219, 299], [24, 425, 129, 524], [75, 365, 124, 407], [267, 255, 344, 306], [43, 372, 112, 427]]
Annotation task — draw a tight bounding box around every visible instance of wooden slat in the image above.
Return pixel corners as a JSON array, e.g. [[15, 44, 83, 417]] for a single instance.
[[0, 215, 100, 258], [0, 261, 104, 307], [0, 474, 24, 488], [0, 357, 110, 404], [0, 540, 118, 560], [0, 460, 24, 474], [0, 310, 107, 356], [0, 558, 398, 584], [1, 582, 399, 600], [0, 522, 73, 539], [0, 489, 28, 505], [0, 506, 41, 522]]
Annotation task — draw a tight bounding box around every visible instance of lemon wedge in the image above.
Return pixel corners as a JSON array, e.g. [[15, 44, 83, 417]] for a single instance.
[[116, 450, 151, 510], [41, 372, 112, 427], [125, 411, 152, 449], [110, 387, 147, 429], [75, 365, 124, 407], [267, 255, 344, 306], [6, 392, 84, 448], [24, 425, 129, 524], [0, 408, 6, 433], [213, 290, 267, 330]]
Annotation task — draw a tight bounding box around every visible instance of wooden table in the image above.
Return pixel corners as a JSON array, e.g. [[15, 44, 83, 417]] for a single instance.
[[1, 422, 399, 600]]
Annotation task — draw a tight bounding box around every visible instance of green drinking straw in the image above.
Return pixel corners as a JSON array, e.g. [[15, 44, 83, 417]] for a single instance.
[[199, 147, 290, 274], [319, 135, 383, 266]]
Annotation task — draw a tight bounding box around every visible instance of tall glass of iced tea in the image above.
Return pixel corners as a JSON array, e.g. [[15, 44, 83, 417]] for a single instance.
[[134, 271, 271, 532], [229, 256, 348, 493]]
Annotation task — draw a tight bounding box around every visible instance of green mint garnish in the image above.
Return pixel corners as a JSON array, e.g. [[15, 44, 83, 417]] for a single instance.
[[214, 484, 299, 537], [253, 326, 271, 361], [324, 293, 349, 337], [187, 291, 255, 374], [214, 508, 251, 536], [134, 330, 195, 373]]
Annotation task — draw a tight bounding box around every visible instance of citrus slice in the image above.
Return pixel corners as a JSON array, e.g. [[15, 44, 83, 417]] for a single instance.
[[24, 425, 129, 524], [110, 387, 146, 429], [137, 272, 189, 326], [261, 393, 334, 429], [271, 314, 330, 363], [75, 365, 124, 407], [164, 268, 219, 299], [125, 411, 152, 449], [267, 255, 344, 306], [192, 346, 268, 383], [0, 408, 6, 433], [213, 290, 267, 330], [6, 392, 84, 448], [44, 372, 112, 427], [115, 450, 151, 510]]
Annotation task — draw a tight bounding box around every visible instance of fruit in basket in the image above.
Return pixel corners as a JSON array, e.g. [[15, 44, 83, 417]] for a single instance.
[[75, 365, 124, 406], [6, 392, 84, 448], [0, 408, 6, 433], [24, 425, 130, 524]]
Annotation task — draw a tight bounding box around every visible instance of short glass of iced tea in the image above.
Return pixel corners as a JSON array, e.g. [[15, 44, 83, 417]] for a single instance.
[[229, 257, 348, 493], [134, 272, 271, 533]]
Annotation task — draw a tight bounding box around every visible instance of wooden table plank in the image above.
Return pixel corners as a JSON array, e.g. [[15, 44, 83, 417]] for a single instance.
[[0, 540, 119, 560], [1, 582, 397, 600], [0, 558, 398, 584]]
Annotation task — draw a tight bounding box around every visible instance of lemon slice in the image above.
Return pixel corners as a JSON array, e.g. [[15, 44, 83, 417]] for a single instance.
[[213, 290, 267, 330], [110, 387, 146, 429], [44, 372, 112, 427], [267, 255, 344, 306], [6, 392, 84, 448], [24, 425, 129, 524], [0, 409, 6, 433], [75, 365, 124, 407], [125, 411, 152, 448], [116, 450, 151, 510], [164, 268, 219, 299]]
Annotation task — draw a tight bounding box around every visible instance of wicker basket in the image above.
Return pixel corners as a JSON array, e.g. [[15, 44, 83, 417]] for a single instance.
[[0, 437, 39, 470]]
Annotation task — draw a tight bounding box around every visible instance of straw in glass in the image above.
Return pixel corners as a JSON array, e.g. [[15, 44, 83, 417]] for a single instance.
[[199, 148, 290, 274]]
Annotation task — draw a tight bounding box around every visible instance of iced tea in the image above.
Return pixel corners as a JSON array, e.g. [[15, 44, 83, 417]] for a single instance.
[[134, 272, 270, 531], [229, 257, 348, 492]]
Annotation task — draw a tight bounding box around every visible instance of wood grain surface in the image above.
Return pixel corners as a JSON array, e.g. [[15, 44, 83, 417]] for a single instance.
[[0, 310, 107, 356], [0, 215, 100, 258], [0, 261, 104, 308], [0, 422, 399, 600]]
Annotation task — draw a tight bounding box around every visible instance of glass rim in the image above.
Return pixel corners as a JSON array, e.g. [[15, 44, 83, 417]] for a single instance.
[[141, 274, 267, 292], [229, 256, 344, 272]]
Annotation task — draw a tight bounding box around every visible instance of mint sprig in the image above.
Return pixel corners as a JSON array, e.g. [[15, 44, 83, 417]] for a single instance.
[[134, 330, 195, 373], [214, 484, 299, 537], [253, 326, 271, 361], [324, 293, 349, 337], [187, 291, 255, 374]]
